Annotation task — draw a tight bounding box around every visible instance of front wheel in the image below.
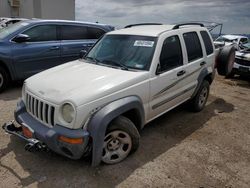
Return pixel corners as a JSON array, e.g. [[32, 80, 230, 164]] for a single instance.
[[189, 80, 210, 112], [101, 116, 140, 164], [0, 67, 10, 93]]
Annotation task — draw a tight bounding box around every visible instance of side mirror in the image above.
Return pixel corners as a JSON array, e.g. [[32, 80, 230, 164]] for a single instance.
[[156, 63, 161, 75], [79, 50, 87, 58], [13, 34, 30, 43]]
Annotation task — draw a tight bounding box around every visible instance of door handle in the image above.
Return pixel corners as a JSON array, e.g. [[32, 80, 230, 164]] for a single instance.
[[50, 46, 59, 50], [200, 61, 206, 66], [177, 70, 186, 76]]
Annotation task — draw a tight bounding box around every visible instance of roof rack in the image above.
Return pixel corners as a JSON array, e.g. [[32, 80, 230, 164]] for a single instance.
[[172, 23, 204, 29], [124, 23, 162, 28]]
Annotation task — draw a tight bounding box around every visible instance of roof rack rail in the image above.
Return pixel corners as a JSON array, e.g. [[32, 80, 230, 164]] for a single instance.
[[124, 23, 162, 28], [173, 23, 204, 29]]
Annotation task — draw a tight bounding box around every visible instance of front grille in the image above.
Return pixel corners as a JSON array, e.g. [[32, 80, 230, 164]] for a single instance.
[[25, 93, 55, 127], [235, 58, 250, 67]]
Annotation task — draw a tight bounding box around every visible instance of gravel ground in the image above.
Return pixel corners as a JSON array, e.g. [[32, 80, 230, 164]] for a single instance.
[[0, 75, 249, 188]]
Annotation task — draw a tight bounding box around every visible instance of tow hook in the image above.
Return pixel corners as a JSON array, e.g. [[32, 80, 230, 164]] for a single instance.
[[2, 121, 49, 153], [24, 140, 49, 152]]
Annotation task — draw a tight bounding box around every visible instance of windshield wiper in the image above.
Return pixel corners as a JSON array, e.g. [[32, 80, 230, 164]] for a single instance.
[[85, 56, 100, 64], [101, 60, 129, 70]]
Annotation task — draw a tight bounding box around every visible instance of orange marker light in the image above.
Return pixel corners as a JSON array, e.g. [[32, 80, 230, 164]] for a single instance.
[[22, 126, 33, 138], [58, 136, 83, 144]]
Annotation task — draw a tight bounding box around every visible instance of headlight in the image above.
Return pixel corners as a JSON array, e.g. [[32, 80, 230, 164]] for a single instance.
[[61, 103, 75, 123]]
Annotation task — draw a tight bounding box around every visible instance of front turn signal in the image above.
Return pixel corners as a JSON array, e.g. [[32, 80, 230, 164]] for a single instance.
[[58, 136, 83, 144]]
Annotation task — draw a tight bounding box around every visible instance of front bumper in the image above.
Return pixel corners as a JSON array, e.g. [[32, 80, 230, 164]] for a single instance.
[[3, 100, 90, 159], [233, 62, 250, 76]]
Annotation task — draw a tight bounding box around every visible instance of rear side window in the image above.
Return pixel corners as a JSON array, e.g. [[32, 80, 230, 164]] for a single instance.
[[23, 25, 57, 42], [159, 35, 183, 72], [61, 25, 88, 40], [183, 32, 203, 62], [200, 31, 213, 55], [87, 27, 105, 39]]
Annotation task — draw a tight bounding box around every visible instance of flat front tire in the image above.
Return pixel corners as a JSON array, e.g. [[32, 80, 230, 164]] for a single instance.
[[101, 116, 140, 164]]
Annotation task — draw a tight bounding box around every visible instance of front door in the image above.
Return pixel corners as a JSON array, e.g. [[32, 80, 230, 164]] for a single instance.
[[149, 35, 188, 119], [12, 24, 61, 79]]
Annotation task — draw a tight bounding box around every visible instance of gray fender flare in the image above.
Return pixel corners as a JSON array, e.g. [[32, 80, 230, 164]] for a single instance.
[[87, 96, 145, 166], [191, 68, 213, 98]]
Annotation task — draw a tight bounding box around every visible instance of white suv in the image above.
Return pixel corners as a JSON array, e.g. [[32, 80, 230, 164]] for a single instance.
[[4, 23, 217, 166]]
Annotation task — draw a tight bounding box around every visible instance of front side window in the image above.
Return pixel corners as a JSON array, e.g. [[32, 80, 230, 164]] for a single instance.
[[22, 25, 57, 42], [159, 35, 183, 72], [61, 25, 88, 40], [183, 32, 203, 62], [0, 22, 29, 39], [85, 35, 157, 70]]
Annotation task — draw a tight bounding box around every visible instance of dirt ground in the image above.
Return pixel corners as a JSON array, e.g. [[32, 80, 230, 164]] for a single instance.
[[0, 75, 250, 188]]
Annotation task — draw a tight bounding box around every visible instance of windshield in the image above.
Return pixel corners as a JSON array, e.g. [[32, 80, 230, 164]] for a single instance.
[[242, 42, 250, 50], [215, 36, 237, 43], [85, 34, 157, 70], [0, 21, 29, 39]]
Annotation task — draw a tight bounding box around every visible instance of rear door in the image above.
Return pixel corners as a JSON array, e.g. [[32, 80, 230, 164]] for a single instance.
[[60, 25, 106, 63], [180, 31, 205, 96], [200, 30, 215, 69], [12, 24, 61, 79]]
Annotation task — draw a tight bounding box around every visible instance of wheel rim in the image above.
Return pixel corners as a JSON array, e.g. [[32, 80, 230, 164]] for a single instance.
[[102, 130, 132, 164], [0, 73, 3, 88], [227, 52, 235, 73], [198, 87, 208, 108]]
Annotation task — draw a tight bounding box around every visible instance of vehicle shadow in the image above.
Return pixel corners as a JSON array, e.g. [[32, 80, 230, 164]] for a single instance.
[[228, 75, 250, 89], [0, 95, 234, 187], [0, 82, 22, 101]]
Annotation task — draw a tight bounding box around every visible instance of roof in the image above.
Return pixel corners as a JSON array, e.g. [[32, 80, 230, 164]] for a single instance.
[[221, 35, 247, 40], [108, 25, 176, 37], [25, 19, 111, 28]]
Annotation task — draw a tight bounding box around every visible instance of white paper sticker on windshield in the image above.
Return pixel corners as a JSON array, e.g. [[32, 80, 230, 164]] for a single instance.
[[134, 40, 154, 47]]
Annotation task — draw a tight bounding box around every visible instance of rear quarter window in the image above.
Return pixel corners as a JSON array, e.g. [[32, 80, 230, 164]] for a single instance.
[[183, 32, 203, 62], [200, 31, 214, 55]]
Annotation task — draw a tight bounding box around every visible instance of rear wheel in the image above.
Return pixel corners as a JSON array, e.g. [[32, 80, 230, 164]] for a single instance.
[[189, 80, 210, 112], [101, 116, 140, 164], [0, 66, 10, 93]]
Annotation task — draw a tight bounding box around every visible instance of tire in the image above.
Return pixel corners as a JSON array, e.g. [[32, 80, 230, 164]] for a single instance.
[[225, 70, 235, 79], [189, 80, 210, 112], [217, 46, 236, 77], [0, 66, 10, 93], [101, 116, 140, 164]]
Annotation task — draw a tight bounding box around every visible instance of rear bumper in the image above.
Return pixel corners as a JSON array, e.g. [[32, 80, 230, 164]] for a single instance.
[[4, 100, 90, 159]]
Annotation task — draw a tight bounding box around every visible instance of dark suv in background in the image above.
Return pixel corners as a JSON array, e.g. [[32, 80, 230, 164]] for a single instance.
[[0, 19, 114, 92]]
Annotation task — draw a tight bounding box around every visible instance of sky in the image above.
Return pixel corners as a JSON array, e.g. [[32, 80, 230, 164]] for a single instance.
[[75, 0, 250, 34]]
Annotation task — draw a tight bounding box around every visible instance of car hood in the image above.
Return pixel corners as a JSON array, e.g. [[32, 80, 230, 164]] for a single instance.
[[25, 60, 149, 106], [236, 51, 250, 61]]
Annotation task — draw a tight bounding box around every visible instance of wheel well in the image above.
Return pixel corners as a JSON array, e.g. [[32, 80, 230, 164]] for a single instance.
[[121, 109, 142, 132], [204, 73, 213, 84], [0, 61, 11, 80]]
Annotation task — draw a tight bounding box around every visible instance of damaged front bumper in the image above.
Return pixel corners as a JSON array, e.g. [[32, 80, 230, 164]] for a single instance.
[[3, 100, 90, 159]]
